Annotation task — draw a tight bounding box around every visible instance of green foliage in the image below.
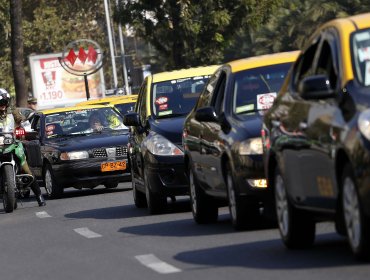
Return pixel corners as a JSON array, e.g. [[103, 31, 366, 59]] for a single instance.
[[115, 0, 281, 70]]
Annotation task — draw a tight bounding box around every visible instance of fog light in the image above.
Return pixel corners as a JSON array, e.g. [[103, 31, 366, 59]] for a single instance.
[[248, 179, 267, 188]]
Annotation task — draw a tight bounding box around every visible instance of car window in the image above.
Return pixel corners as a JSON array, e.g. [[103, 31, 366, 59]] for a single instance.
[[293, 37, 321, 90], [352, 28, 370, 86], [114, 102, 136, 115], [151, 75, 210, 118], [212, 72, 227, 116], [233, 63, 293, 116], [315, 35, 339, 89], [44, 107, 127, 138], [196, 70, 221, 109]]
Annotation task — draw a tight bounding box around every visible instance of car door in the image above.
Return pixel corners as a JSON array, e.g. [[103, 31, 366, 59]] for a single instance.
[[297, 29, 344, 210], [198, 70, 227, 193], [23, 114, 44, 178], [188, 70, 221, 186], [276, 36, 323, 207], [129, 79, 149, 187]]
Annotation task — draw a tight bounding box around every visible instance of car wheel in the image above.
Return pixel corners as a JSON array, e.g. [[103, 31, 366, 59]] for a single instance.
[[189, 165, 218, 224], [226, 163, 259, 230], [44, 165, 63, 199], [274, 167, 315, 249], [144, 168, 166, 214], [341, 165, 370, 259], [104, 182, 119, 189], [132, 170, 147, 208]]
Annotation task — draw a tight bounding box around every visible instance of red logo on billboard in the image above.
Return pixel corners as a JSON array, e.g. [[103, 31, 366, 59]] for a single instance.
[[41, 71, 56, 87]]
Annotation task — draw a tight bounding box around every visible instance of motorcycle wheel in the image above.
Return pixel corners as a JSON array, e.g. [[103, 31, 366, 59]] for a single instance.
[[2, 165, 16, 213]]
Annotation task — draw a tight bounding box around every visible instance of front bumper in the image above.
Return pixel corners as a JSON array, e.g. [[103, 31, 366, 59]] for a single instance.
[[144, 153, 188, 196], [52, 157, 131, 188]]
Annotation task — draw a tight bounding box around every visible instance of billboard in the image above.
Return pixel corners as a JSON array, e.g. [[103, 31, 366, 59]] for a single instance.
[[29, 52, 105, 110]]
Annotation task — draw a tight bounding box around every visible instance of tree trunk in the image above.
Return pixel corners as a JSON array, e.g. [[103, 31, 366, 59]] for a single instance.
[[10, 0, 27, 107]]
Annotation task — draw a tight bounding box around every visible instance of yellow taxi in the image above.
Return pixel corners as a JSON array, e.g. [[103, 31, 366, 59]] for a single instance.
[[183, 51, 299, 229], [123, 65, 219, 214], [262, 13, 370, 259], [77, 94, 138, 115]]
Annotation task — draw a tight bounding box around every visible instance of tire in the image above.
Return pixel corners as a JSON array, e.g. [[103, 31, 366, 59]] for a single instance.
[[2, 165, 16, 213], [104, 182, 119, 189], [132, 170, 147, 208], [341, 165, 370, 259], [274, 167, 315, 249], [189, 165, 218, 224], [43, 164, 63, 199], [144, 168, 166, 214], [226, 163, 259, 230]]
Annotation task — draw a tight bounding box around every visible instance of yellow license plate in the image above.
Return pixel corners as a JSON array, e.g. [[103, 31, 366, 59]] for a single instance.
[[101, 160, 127, 172]]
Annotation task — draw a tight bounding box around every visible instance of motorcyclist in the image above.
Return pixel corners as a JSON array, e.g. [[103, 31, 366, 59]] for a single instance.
[[0, 88, 46, 206]]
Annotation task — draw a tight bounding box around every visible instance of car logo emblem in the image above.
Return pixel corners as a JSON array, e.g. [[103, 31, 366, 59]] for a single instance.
[[106, 148, 116, 158]]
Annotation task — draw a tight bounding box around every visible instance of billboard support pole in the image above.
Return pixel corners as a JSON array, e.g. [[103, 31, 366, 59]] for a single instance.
[[84, 74, 90, 100]]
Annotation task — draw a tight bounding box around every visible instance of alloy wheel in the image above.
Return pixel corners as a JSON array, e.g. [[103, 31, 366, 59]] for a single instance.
[[343, 176, 361, 250], [275, 174, 289, 237]]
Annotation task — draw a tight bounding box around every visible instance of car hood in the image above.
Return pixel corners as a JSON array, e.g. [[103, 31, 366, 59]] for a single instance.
[[44, 131, 129, 152], [149, 116, 186, 144], [238, 114, 263, 138]]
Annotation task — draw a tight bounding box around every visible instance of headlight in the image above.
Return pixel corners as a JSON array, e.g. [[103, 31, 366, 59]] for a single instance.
[[358, 109, 370, 141], [144, 134, 183, 156], [238, 137, 263, 155], [60, 151, 89, 160]]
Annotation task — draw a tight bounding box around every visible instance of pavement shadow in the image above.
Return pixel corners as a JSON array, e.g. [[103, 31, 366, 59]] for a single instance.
[[118, 213, 276, 237], [174, 232, 368, 269]]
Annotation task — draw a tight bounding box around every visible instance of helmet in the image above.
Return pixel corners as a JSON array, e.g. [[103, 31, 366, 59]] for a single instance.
[[0, 88, 10, 107]]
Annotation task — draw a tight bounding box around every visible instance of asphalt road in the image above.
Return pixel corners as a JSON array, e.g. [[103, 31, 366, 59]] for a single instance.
[[0, 183, 369, 280]]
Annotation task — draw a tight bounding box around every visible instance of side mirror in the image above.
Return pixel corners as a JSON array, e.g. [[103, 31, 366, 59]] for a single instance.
[[123, 112, 141, 127], [195, 107, 218, 122], [24, 130, 39, 141], [299, 75, 335, 100]]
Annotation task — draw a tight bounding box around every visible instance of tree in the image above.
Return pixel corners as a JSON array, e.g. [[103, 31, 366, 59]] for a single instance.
[[115, 0, 282, 70], [10, 0, 27, 107]]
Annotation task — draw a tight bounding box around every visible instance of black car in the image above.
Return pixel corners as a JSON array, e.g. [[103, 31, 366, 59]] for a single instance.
[[262, 13, 370, 259], [23, 104, 130, 198], [123, 65, 219, 214], [183, 51, 298, 229]]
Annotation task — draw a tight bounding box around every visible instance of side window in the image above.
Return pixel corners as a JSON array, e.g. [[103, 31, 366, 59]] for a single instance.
[[212, 73, 227, 116], [314, 35, 339, 90], [136, 80, 148, 126], [293, 37, 321, 90], [196, 70, 221, 109]]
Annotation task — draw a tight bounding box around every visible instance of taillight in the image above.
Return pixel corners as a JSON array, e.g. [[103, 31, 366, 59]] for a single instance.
[[15, 127, 25, 139]]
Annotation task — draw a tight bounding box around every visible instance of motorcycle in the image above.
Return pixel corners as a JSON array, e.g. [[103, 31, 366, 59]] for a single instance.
[[0, 125, 34, 213]]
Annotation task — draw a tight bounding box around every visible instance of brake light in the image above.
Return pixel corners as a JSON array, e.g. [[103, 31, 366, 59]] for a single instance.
[[15, 127, 25, 139]]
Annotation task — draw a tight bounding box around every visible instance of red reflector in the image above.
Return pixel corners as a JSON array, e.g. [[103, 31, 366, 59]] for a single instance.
[[15, 128, 25, 136]]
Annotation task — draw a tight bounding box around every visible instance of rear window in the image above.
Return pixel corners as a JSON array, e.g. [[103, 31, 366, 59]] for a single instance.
[[151, 76, 211, 118], [352, 29, 370, 86], [233, 63, 292, 115]]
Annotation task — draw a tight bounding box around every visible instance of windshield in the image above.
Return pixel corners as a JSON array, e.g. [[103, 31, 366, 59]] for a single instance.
[[114, 102, 136, 115], [44, 107, 127, 138], [152, 75, 210, 118], [352, 28, 370, 86], [233, 63, 292, 115]]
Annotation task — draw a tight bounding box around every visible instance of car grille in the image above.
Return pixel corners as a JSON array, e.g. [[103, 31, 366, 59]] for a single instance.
[[92, 146, 128, 158]]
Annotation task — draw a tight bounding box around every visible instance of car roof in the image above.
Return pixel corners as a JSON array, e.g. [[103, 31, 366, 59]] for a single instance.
[[76, 95, 138, 106], [151, 65, 220, 83], [227, 51, 300, 73], [41, 104, 110, 115]]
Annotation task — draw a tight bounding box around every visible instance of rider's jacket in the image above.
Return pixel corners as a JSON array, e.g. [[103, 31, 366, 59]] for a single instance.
[[0, 113, 15, 132]]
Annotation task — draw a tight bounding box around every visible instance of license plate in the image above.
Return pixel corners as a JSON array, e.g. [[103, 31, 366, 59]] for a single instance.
[[101, 160, 127, 172]]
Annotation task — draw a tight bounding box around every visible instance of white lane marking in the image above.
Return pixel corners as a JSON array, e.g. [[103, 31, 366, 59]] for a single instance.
[[74, 227, 102, 239], [36, 211, 52, 218], [135, 254, 181, 274]]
